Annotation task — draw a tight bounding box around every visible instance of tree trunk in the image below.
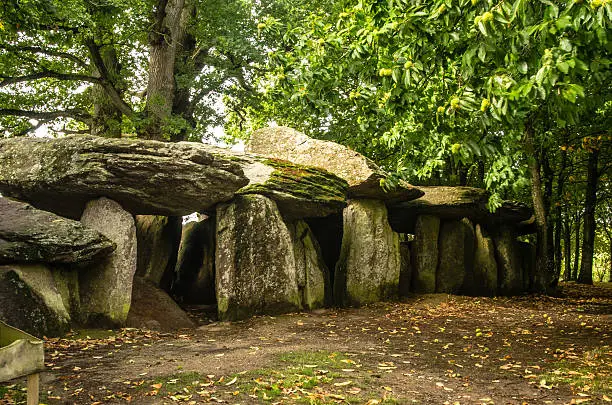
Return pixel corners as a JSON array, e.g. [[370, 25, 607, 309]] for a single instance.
[[554, 137, 568, 282], [523, 121, 555, 293], [144, 0, 192, 140], [541, 153, 556, 285], [578, 149, 599, 285], [572, 212, 581, 280], [91, 45, 123, 137], [563, 219, 571, 281]]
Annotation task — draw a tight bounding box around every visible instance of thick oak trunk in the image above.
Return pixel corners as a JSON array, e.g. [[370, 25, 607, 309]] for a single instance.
[[144, 0, 192, 140], [578, 149, 599, 285], [91, 45, 123, 137]]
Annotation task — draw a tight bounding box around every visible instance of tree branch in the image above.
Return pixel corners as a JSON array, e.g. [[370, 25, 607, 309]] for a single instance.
[[0, 44, 89, 69], [0, 71, 100, 87], [0, 108, 92, 124], [84, 38, 134, 117]]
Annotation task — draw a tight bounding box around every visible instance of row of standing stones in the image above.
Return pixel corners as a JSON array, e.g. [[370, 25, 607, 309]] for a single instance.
[[0, 127, 534, 338]]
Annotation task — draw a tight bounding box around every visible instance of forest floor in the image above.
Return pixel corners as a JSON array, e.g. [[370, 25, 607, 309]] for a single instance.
[[1, 282, 611, 405]]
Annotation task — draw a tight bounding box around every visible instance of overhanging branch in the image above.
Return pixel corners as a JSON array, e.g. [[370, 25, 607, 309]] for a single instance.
[[0, 108, 92, 124], [0, 71, 100, 87]]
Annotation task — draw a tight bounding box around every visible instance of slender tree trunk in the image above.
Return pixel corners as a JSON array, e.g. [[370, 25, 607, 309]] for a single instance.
[[572, 212, 581, 280], [524, 121, 555, 293], [563, 219, 571, 281], [554, 135, 568, 281], [542, 154, 556, 284], [144, 0, 192, 140], [578, 149, 599, 284]]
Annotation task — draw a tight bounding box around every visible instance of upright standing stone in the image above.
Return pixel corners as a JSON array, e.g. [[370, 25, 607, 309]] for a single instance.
[[398, 242, 412, 297], [216, 195, 301, 321], [135, 215, 182, 290], [436, 218, 475, 294], [288, 220, 330, 310], [517, 241, 536, 292], [80, 198, 137, 327], [494, 227, 522, 296], [173, 217, 216, 304], [472, 224, 498, 296], [334, 199, 400, 306], [411, 215, 440, 293]]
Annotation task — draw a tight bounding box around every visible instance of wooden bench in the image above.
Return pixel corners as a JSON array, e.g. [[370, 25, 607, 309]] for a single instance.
[[0, 321, 45, 405]]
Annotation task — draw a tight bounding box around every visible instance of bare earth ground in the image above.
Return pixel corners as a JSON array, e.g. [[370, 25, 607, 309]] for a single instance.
[[1, 282, 611, 405]]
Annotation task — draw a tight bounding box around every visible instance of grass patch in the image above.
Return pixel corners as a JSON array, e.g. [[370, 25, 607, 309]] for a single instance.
[[539, 348, 612, 396], [139, 350, 401, 403]]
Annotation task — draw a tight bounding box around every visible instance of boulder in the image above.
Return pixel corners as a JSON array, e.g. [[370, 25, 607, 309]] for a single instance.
[[334, 199, 400, 306], [472, 224, 498, 296], [79, 198, 137, 327], [234, 156, 348, 219], [0, 197, 115, 264], [173, 218, 216, 305], [215, 195, 301, 320], [494, 227, 523, 296], [398, 242, 412, 297], [288, 220, 330, 309], [246, 126, 422, 201], [436, 218, 475, 294], [0, 264, 70, 337], [0, 135, 249, 219], [411, 215, 440, 293], [135, 215, 182, 290], [126, 276, 194, 331]]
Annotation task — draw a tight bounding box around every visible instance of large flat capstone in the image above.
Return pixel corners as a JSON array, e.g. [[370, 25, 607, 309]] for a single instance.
[[0, 197, 115, 264], [0, 135, 250, 218], [247, 126, 422, 201]]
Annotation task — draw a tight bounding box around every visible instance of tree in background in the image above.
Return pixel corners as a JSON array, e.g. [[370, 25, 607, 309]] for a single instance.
[[237, 0, 611, 289]]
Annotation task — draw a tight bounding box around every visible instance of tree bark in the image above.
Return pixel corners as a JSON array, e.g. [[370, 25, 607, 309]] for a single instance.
[[91, 45, 123, 137], [144, 0, 192, 140], [578, 149, 599, 285], [572, 212, 581, 280], [524, 121, 555, 293], [563, 219, 571, 281], [554, 136, 568, 281]]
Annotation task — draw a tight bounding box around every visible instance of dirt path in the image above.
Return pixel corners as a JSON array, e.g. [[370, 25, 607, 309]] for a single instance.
[[2, 283, 611, 404]]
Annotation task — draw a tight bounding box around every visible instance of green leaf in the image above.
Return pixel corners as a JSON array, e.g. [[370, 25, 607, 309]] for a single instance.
[[559, 38, 572, 52]]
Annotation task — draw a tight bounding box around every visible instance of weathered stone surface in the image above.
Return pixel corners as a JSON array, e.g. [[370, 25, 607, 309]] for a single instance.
[[517, 241, 536, 292], [79, 198, 137, 327], [398, 242, 412, 297], [334, 200, 400, 306], [0, 264, 70, 337], [234, 156, 348, 219], [0, 197, 115, 264], [216, 195, 301, 320], [494, 228, 523, 296], [173, 218, 216, 305], [436, 218, 475, 294], [288, 220, 329, 310], [126, 277, 194, 331], [388, 187, 533, 234], [472, 224, 498, 297], [247, 126, 422, 201], [135, 215, 182, 289], [0, 135, 249, 218], [411, 215, 440, 293], [53, 269, 81, 321]]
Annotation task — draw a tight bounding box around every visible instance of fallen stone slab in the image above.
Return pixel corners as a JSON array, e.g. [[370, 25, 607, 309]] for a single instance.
[[247, 126, 422, 201], [0, 197, 115, 264], [0, 135, 250, 219], [126, 277, 194, 331], [0, 264, 71, 337]]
